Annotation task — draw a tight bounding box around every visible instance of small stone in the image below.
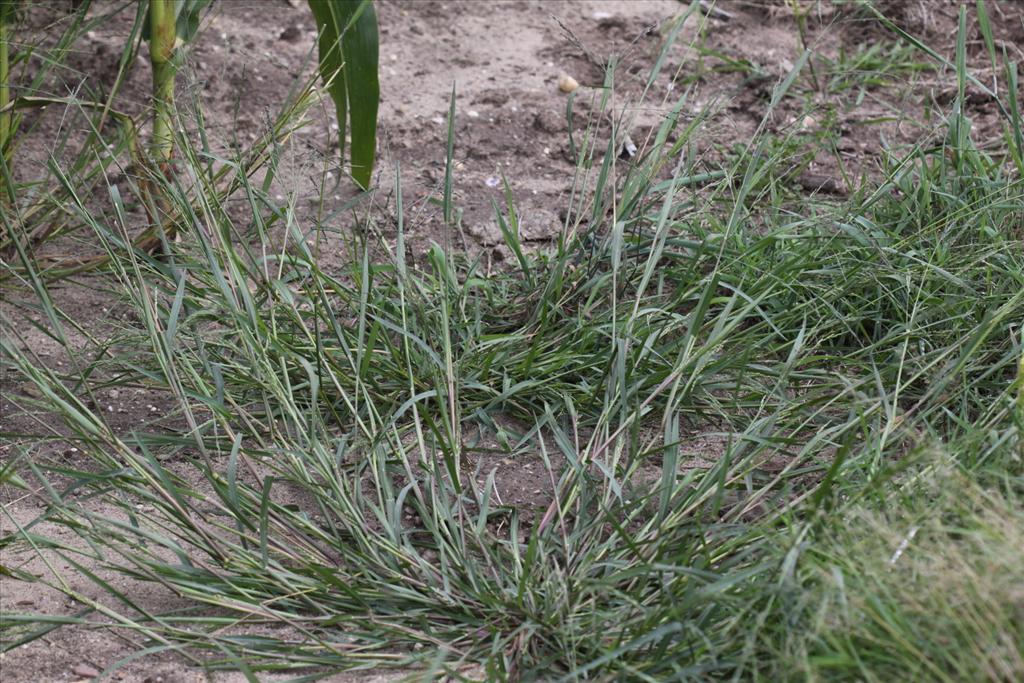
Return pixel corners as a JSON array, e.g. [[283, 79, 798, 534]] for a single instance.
[[491, 245, 512, 263], [619, 135, 637, 159], [467, 220, 503, 246], [108, 389, 120, 399], [71, 663, 100, 678], [558, 74, 579, 93], [532, 110, 564, 134]]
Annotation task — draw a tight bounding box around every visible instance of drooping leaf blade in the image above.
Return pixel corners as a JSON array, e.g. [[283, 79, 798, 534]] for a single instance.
[[308, 0, 379, 189], [308, 0, 347, 162], [340, 0, 379, 188]]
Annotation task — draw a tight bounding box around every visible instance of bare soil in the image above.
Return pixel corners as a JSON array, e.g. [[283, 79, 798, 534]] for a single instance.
[[3, 1, 1023, 680]]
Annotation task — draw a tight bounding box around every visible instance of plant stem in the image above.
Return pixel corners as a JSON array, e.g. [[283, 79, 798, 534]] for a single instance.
[[1, 1, 12, 163], [1017, 352, 1024, 418], [148, 0, 176, 162]]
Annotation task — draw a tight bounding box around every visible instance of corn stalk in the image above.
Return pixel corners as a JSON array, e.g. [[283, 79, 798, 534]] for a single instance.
[[0, 0, 14, 165], [147, 0, 176, 163]]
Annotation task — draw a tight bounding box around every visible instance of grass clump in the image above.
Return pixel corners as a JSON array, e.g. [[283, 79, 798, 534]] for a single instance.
[[1, 2, 1023, 681], [763, 451, 1024, 683]]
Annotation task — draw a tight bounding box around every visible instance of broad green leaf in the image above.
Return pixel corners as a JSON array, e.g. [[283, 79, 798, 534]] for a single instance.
[[308, 0, 379, 189]]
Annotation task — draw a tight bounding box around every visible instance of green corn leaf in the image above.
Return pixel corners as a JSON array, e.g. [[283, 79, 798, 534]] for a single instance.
[[308, 0, 379, 189]]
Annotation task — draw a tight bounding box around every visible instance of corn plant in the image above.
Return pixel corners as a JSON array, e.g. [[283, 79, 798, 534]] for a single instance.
[[0, 0, 379, 267], [143, 1, 202, 164], [308, 0, 379, 189], [143, 0, 378, 184], [0, 0, 16, 165]]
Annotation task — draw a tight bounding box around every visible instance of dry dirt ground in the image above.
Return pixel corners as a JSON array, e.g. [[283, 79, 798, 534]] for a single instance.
[[2, 0, 1023, 681]]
